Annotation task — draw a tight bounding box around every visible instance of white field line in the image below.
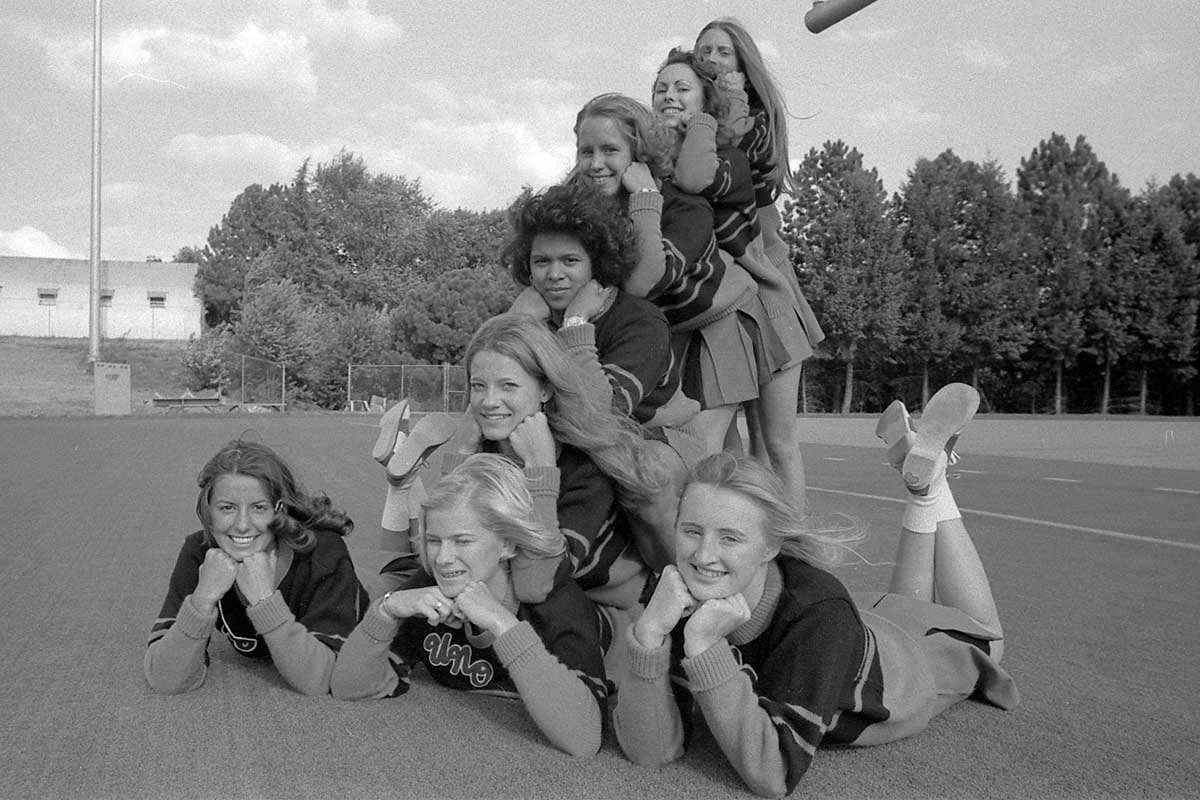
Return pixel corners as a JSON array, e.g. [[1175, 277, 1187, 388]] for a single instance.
[[809, 486, 1200, 552], [1043, 477, 1082, 483], [1154, 487, 1200, 496]]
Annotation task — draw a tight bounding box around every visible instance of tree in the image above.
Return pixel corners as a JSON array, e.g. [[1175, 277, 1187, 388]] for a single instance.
[[783, 140, 907, 412], [172, 246, 205, 265], [195, 182, 294, 326], [420, 207, 510, 278], [389, 267, 520, 365], [895, 151, 1035, 406], [308, 150, 433, 307], [1155, 174, 1200, 413], [1017, 133, 1111, 413]]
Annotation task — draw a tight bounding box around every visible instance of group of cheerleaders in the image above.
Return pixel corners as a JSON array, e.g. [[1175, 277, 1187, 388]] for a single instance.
[[144, 19, 1019, 798]]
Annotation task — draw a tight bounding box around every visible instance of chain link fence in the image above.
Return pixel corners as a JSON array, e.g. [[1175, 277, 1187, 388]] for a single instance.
[[346, 363, 467, 412], [229, 353, 286, 411]]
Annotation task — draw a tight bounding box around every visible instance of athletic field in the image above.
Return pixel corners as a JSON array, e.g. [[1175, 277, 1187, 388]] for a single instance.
[[1, 412, 1196, 799]]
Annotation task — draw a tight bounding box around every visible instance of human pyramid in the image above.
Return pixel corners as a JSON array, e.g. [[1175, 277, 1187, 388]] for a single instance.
[[144, 19, 1019, 797]]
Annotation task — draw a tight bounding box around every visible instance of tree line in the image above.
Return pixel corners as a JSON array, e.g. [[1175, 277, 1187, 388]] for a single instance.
[[176, 139, 1200, 415]]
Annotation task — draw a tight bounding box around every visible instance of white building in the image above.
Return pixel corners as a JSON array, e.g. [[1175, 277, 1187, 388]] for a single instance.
[[0, 256, 202, 340]]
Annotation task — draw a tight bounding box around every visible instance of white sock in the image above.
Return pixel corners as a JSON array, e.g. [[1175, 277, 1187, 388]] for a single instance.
[[902, 455, 959, 532]]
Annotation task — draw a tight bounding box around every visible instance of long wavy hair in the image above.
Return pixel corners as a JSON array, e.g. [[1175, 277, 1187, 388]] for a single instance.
[[501, 181, 638, 289], [465, 313, 660, 506], [196, 438, 353, 554], [686, 453, 862, 569], [572, 93, 677, 183], [696, 17, 797, 195], [417, 453, 566, 574]]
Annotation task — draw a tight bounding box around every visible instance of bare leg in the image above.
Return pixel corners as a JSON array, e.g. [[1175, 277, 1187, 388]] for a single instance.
[[692, 405, 738, 456], [888, 526, 935, 600], [933, 514, 1002, 643], [722, 411, 745, 456], [879, 384, 1004, 652], [747, 363, 806, 510]]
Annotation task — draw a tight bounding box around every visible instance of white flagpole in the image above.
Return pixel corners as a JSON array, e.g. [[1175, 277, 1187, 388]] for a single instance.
[[88, 0, 102, 363]]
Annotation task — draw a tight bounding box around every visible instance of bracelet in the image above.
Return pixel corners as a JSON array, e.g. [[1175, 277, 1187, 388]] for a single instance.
[[637, 187, 657, 194], [561, 315, 589, 328], [378, 591, 398, 620]]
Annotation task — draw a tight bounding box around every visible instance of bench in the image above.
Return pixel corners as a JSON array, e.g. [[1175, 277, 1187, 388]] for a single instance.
[[151, 391, 237, 413]]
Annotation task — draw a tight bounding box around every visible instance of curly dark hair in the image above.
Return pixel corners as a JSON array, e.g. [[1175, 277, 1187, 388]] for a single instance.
[[195, 438, 353, 554], [501, 181, 639, 289]]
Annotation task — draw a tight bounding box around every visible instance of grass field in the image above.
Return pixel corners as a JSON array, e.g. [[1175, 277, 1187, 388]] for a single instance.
[[0, 336, 192, 416]]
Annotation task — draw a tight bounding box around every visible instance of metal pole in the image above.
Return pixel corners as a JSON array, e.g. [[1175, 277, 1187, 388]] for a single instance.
[[347, 362, 352, 410], [87, 0, 102, 363], [241, 355, 246, 405], [281, 364, 286, 412], [805, 0, 881, 33]]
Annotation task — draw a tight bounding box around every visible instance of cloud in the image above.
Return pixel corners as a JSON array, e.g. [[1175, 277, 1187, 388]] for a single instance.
[[0, 226, 78, 258], [36, 23, 318, 94], [862, 27, 899, 42], [856, 99, 939, 130], [269, 0, 404, 46], [1080, 63, 1125, 86], [957, 39, 1010, 69], [639, 37, 686, 73]]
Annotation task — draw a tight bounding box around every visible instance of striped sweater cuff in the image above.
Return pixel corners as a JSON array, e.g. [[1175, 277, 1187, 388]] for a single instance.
[[624, 625, 673, 679], [627, 189, 663, 215], [177, 595, 218, 639], [681, 638, 741, 692], [361, 602, 401, 644], [557, 322, 597, 350], [246, 591, 293, 634], [492, 620, 540, 666]]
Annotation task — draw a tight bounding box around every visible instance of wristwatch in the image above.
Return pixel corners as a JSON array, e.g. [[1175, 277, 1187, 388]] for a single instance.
[[561, 315, 589, 328]]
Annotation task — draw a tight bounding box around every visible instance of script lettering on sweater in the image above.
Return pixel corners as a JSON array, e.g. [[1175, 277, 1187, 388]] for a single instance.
[[423, 632, 495, 687]]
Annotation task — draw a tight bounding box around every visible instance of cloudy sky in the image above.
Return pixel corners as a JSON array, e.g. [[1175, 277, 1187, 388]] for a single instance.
[[1, 0, 1196, 261]]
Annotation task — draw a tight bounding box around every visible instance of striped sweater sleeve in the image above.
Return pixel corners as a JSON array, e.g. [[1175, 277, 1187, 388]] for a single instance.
[[494, 612, 605, 758], [144, 534, 213, 694], [247, 537, 369, 696], [612, 624, 687, 767], [683, 599, 864, 797]]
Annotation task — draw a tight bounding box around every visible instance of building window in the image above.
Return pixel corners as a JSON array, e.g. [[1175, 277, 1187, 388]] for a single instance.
[[100, 290, 114, 307], [38, 288, 58, 306], [148, 291, 166, 308]]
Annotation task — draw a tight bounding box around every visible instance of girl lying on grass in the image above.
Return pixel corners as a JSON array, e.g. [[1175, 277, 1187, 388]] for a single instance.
[[330, 453, 608, 758], [614, 384, 1019, 796], [144, 439, 369, 695]]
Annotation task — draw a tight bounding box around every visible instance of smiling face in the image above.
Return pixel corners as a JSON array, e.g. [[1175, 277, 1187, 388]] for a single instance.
[[530, 232, 594, 317], [208, 473, 277, 561], [674, 484, 778, 603], [695, 27, 740, 74], [652, 62, 705, 124], [422, 502, 514, 599], [468, 349, 551, 443], [575, 114, 634, 197]]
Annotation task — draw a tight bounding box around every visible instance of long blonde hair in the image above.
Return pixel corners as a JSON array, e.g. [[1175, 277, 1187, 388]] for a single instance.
[[417, 453, 565, 573], [465, 313, 661, 506], [687, 453, 862, 569]]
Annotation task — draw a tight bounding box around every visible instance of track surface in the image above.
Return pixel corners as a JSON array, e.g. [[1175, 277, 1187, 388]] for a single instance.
[[0, 414, 1196, 799]]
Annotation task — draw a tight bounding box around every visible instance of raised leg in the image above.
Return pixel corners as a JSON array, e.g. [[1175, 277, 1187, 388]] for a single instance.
[[746, 363, 806, 510], [878, 385, 1003, 648]]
